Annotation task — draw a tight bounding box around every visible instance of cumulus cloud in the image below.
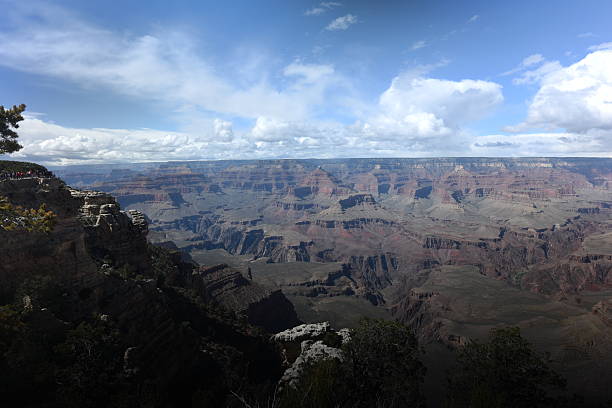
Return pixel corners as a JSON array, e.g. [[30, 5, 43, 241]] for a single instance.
[[498, 49, 612, 157], [510, 50, 612, 133], [0, 2, 513, 164], [9, 64, 507, 165], [326, 14, 358, 31], [17, 116, 611, 166], [0, 2, 345, 123], [377, 71, 503, 127], [346, 68, 504, 154], [14, 2, 600, 162], [11, 116, 244, 165]]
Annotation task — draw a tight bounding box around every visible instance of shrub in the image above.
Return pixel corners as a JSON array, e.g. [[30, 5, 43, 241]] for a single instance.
[[280, 318, 427, 408], [342, 318, 426, 408], [446, 327, 575, 408], [0, 196, 56, 232]]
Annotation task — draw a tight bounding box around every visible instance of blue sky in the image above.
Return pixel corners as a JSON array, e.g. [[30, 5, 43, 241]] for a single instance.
[[1, 0, 612, 164]]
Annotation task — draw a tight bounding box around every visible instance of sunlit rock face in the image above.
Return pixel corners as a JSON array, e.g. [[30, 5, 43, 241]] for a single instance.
[[60, 157, 612, 300], [273, 322, 332, 342]]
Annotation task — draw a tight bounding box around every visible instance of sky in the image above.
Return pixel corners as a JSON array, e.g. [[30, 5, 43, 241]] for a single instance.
[[1, 0, 612, 165]]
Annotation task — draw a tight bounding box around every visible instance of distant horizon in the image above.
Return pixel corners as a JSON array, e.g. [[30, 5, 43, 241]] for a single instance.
[[28, 155, 612, 170]]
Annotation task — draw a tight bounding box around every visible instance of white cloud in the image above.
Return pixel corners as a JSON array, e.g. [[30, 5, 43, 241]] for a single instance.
[[0, 3, 346, 123], [578, 32, 596, 38], [410, 40, 427, 51], [15, 2, 604, 162], [213, 119, 234, 142], [305, 7, 325, 16], [11, 116, 243, 165], [283, 62, 335, 84], [513, 61, 562, 85], [501, 53, 546, 76], [511, 50, 612, 134], [304, 2, 341, 16], [326, 14, 358, 31], [9, 66, 506, 164], [249, 117, 341, 149], [522, 54, 545, 67], [501, 53, 565, 85], [588, 42, 612, 51], [343, 69, 503, 153], [377, 71, 503, 127], [467, 15, 479, 23], [242, 69, 504, 157], [16, 115, 611, 166]]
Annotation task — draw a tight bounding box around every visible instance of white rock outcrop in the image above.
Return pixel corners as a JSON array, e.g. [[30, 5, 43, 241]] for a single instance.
[[273, 322, 330, 342], [337, 328, 352, 344], [280, 339, 344, 388]]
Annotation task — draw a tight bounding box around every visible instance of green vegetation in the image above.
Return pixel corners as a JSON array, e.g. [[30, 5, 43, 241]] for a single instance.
[[446, 327, 577, 408], [279, 318, 427, 408], [0, 305, 132, 408], [0, 160, 47, 173], [0, 104, 57, 233], [54, 321, 130, 408], [0, 104, 25, 154], [342, 318, 426, 407], [274, 322, 584, 408], [0, 271, 582, 408], [0, 196, 56, 232], [0, 244, 283, 408]]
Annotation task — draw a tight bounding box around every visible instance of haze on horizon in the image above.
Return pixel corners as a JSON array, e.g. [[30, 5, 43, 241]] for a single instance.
[[1, 0, 612, 165]]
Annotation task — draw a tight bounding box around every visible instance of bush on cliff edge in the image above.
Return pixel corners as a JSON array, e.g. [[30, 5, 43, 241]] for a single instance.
[[279, 318, 427, 408]]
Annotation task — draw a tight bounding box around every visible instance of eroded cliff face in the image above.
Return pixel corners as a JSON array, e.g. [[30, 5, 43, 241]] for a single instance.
[[0, 174, 302, 407], [71, 188, 151, 274], [184, 262, 301, 332], [48, 158, 612, 405], [0, 177, 101, 309], [56, 158, 612, 309]]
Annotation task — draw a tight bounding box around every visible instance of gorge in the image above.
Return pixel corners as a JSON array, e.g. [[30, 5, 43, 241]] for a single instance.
[[53, 157, 612, 404]]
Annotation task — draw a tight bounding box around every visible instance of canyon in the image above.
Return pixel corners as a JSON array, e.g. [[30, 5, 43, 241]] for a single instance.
[[54, 157, 612, 403]]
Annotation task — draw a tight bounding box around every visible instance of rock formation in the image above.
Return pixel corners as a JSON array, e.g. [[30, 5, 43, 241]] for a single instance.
[[52, 157, 612, 404], [0, 170, 301, 407], [272, 322, 349, 389]]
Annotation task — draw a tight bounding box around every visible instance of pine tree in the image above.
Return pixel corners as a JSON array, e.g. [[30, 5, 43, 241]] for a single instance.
[[0, 104, 26, 154]]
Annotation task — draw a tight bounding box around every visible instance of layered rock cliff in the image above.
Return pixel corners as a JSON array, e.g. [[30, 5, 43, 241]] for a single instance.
[[0, 171, 301, 407], [48, 157, 612, 406], [58, 158, 612, 312]]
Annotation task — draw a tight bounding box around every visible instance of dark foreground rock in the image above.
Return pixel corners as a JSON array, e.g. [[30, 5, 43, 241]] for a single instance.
[[0, 172, 300, 407]]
